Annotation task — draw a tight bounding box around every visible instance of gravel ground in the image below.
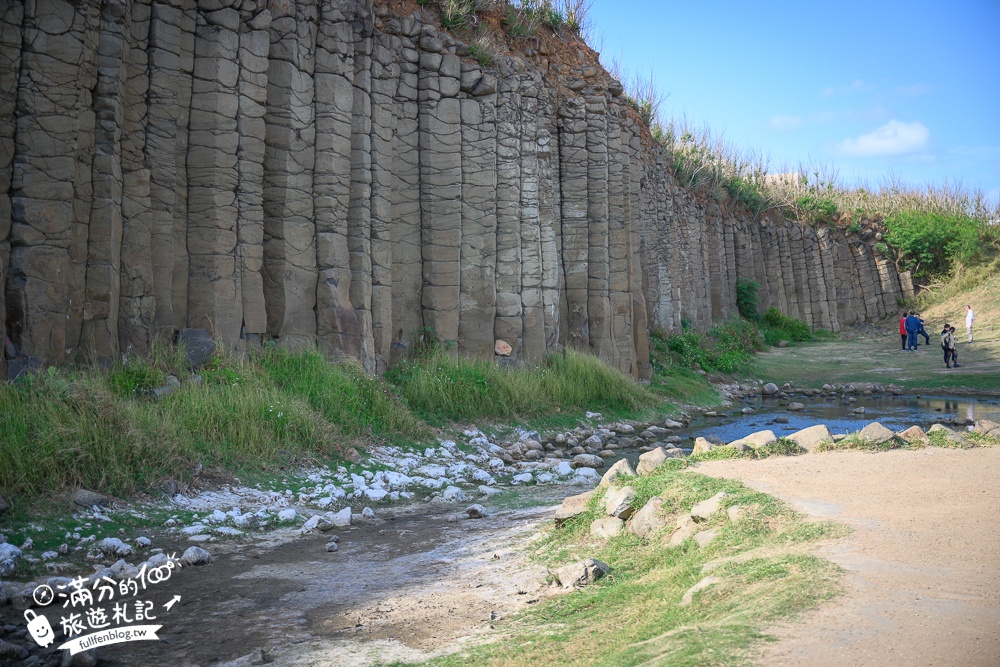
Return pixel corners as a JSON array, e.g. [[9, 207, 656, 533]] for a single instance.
[[697, 446, 1000, 667]]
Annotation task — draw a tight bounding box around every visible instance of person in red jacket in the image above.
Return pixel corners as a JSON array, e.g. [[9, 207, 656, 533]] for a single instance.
[[899, 312, 907, 351]]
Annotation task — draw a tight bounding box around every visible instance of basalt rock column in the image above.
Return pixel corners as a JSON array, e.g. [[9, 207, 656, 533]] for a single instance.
[[186, 1, 243, 346], [263, 0, 318, 349], [418, 38, 462, 346], [388, 17, 421, 360], [457, 65, 498, 357], [0, 0, 22, 377]]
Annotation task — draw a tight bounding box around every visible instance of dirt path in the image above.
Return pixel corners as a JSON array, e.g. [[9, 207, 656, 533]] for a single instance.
[[697, 447, 1000, 667]]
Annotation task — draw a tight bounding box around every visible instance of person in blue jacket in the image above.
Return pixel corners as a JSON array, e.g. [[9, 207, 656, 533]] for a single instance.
[[904, 310, 921, 351]]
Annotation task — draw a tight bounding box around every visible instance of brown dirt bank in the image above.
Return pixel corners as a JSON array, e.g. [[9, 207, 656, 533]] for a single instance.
[[696, 447, 1000, 667]]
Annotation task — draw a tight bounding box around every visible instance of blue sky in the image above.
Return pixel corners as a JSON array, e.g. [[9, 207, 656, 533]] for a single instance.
[[587, 0, 1000, 203]]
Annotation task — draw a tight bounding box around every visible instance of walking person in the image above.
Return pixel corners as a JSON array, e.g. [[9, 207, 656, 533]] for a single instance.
[[966, 305, 975, 343], [904, 310, 920, 351], [949, 325, 961, 367], [916, 314, 930, 345], [941, 325, 955, 368], [899, 311, 908, 351]]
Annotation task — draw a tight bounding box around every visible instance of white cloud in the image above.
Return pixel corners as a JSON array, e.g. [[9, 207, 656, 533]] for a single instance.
[[821, 79, 877, 97], [837, 120, 930, 157], [769, 114, 806, 132]]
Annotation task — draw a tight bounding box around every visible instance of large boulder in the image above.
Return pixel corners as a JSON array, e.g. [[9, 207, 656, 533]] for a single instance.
[[858, 422, 895, 444], [693, 528, 719, 548], [571, 454, 605, 469], [974, 419, 1000, 437], [72, 488, 114, 509], [599, 458, 636, 488], [636, 447, 670, 475], [692, 437, 715, 455], [628, 496, 669, 538], [554, 490, 593, 525], [553, 558, 610, 589], [928, 423, 967, 446], [787, 424, 832, 451], [691, 492, 730, 522], [667, 515, 699, 547], [590, 517, 624, 539], [897, 425, 928, 442], [730, 429, 777, 449], [761, 383, 780, 395], [604, 485, 637, 520]]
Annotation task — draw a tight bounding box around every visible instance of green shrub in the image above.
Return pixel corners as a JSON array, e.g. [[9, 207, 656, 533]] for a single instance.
[[735, 278, 760, 320], [882, 211, 982, 279], [650, 319, 763, 375], [761, 307, 812, 344], [794, 195, 840, 225]]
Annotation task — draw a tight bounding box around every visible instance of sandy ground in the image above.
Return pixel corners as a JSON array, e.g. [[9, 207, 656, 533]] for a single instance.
[[697, 447, 1000, 667]]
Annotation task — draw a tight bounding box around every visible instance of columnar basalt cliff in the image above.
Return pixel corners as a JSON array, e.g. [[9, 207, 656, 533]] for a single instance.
[[0, 0, 911, 380]]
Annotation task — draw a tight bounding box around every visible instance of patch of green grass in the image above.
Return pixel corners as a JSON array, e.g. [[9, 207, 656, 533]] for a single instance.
[[412, 462, 846, 666], [751, 337, 1000, 394], [752, 438, 807, 459], [814, 433, 916, 453], [964, 431, 1000, 448], [385, 348, 659, 425], [690, 444, 748, 462], [650, 367, 723, 407]]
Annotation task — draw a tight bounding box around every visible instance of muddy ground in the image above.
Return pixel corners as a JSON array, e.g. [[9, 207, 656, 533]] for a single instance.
[[1, 489, 572, 667]]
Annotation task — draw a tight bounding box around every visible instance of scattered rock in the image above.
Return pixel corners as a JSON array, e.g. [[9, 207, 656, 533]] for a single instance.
[[330, 507, 352, 528], [0, 639, 29, 661], [693, 528, 719, 548], [859, 422, 895, 444], [572, 454, 605, 469], [326, 541, 339, 553], [851, 406, 866, 414], [692, 437, 715, 455], [729, 429, 777, 449], [772, 415, 789, 424], [361, 507, 376, 520], [300, 515, 321, 533], [553, 558, 610, 589], [628, 497, 668, 538], [343, 448, 363, 464], [603, 486, 637, 520], [636, 447, 670, 476], [786, 402, 805, 411], [494, 339, 512, 356], [441, 486, 466, 502], [590, 517, 624, 539], [897, 425, 928, 442], [679, 576, 719, 606], [787, 424, 832, 451], [928, 423, 967, 445], [72, 488, 113, 509], [61, 648, 98, 667], [277, 508, 297, 522], [598, 456, 642, 487], [667, 515, 699, 547], [691, 492, 730, 522], [97, 538, 133, 558], [741, 407, 754, 414], [762, 383, 780, 395], [664, 419, 684, 429], [555, 491, 593, 525], [726, 505, 746, 522], [466, 504, 487, 519], [180, 546, 212, 567], [512, 472, 533, 484], [974, 419, 1000, 437]]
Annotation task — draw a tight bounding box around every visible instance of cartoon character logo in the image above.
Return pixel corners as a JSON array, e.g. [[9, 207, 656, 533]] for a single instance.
[[24, 609, 55, 648]]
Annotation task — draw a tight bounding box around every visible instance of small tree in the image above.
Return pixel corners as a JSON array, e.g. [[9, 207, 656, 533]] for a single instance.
[[735, 278, 759, 321]]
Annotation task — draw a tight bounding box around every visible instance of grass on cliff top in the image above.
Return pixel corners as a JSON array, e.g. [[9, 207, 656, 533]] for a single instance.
[[406, 459, 847, 667], [0, 345, 698, 502]]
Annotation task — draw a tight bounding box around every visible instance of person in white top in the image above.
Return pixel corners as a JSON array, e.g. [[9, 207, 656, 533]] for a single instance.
[[965, 305, 975, 343]]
